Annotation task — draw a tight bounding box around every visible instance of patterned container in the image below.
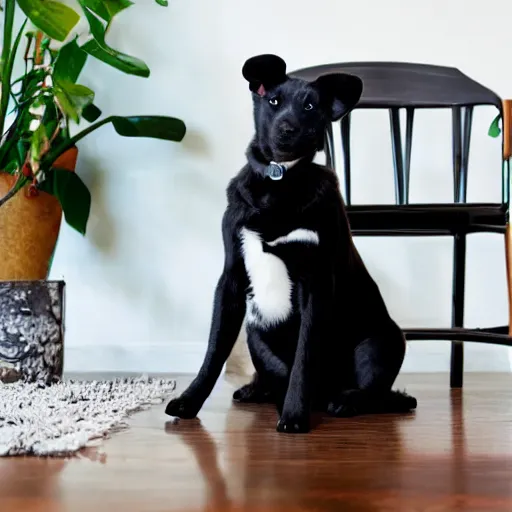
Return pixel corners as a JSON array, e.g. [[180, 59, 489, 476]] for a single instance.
[[0, 281, 65, 384]]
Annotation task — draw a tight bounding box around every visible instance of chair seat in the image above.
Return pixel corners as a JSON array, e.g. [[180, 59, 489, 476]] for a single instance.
[[346, 202, 507, 236]]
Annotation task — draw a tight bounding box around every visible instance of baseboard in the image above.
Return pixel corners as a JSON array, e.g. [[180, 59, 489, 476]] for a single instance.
[[64, 341, 512, 374], [64, 343, 205, 374]]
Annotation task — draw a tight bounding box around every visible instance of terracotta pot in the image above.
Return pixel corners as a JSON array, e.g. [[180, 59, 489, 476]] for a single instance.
[[0, 147, 78, 280]]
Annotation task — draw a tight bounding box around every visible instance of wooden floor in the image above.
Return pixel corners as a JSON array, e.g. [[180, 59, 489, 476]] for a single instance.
[[1, 373, 512, 511]]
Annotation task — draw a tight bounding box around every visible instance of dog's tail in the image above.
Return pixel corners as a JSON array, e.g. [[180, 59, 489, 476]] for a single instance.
[[327, 389, 417, 418]]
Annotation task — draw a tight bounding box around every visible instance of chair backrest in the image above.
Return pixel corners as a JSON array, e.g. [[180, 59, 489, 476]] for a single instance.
[[291, 62, 503, 206]]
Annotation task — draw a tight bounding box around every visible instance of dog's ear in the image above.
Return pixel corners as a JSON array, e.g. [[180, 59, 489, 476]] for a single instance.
[[242, 54, 287, 96], [314, 73, 363, 121]]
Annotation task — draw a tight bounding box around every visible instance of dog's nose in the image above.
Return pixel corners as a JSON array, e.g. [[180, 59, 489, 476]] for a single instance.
[[279, 121, 297, 135]]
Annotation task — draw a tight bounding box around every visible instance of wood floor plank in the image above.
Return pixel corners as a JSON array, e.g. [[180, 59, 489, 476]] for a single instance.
[[1, 373, 512, 511]]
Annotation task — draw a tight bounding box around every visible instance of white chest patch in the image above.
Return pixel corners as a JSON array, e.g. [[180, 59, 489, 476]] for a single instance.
[[267, 228, 320, 247], [240, 227, 319, 328]]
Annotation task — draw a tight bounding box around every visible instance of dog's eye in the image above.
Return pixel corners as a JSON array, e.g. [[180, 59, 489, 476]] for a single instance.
[[269, 98, 279, 106], [304, 103, 314, 111]]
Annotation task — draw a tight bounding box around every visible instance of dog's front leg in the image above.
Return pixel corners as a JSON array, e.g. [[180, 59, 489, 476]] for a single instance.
[[166, 213, 247, 419], [276, 291, 319, 434], [166, 270, 246, 419]]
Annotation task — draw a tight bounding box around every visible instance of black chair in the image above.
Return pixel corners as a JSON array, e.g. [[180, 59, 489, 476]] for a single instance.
[[290, 62, 512, 387]]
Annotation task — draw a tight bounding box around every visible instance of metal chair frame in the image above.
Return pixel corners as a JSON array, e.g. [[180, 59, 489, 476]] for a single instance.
[[291, 62, 512, 387]]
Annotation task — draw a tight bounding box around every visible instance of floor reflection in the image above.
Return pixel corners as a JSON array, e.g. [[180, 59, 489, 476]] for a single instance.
[[0, 456, 68, 508], [165, 418, 231, 510], [165, 398, 411, 511]]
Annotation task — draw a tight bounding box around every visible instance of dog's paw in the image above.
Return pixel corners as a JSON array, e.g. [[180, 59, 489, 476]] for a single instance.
[[233, 383, 259, 403], [276, 414, 310, 434], [165, 396, 200, 419], [233, 382, 272, 404], [326, 401, 358, 418], [326, 390, 361, 417]]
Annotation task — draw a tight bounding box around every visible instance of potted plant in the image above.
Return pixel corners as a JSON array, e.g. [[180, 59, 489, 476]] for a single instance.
[[0, 0, 186, 383]]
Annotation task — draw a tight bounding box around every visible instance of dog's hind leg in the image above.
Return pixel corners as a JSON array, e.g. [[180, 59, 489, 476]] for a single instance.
[[327, 334, 417, 417], [232, 326, 289, 404], [327, 388, 417, 417]]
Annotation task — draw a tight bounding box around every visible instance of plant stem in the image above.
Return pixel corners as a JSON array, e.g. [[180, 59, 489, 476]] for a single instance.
[[0, 180, 18, 206], [34, 31, 43, 65], [42, 116, 115, 168], [0, 0, 15, 136], [0, 175, 26, 208]]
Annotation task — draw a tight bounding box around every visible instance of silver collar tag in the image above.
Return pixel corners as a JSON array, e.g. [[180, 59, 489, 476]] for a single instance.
[[266, 162, 286, 180]]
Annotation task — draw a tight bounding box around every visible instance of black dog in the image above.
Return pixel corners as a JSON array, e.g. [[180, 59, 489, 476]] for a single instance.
[[165, 54, 417, 433]]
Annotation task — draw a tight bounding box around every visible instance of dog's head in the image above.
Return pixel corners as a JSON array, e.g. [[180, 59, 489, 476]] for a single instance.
[[242, 54, 363, 162]]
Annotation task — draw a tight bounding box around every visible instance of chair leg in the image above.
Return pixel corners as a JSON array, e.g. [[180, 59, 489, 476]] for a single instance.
[[502, 101, 512, 337], [449, 106, 472, 389], [450, 233, 466, 388], [506, 223, 512, 336]]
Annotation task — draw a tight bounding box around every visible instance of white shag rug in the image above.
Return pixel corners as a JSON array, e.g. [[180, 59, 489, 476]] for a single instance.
[[0, 376, 176, 457]]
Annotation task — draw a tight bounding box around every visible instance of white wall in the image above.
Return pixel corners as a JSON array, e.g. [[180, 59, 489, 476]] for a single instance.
[[50, 0, 512, 373]]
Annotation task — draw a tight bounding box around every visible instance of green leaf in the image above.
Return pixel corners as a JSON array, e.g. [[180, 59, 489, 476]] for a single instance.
[[104, 115, 187, 141], [30, 124, 49, 167], [0, 133, 17, 170], [81, 38, 149, 77], [110, 116, 186, 140], [54, 81, 95, 123], [17, 139, 29, 166], [41, 95, 59, 139], [17, 0, 80, 42], [13, 68, 46, 101], [80, 0, 134, 22], [0, 111, 30, 169], [0, 137, 22, 172], [52, 169, 91, 235], [4, 160, 18, 175], [0, 0, 15, 83], [54, 39, 88, 84], [42, 115, 186, 168], [79, 3, 150, 77], [488, 114, 501, 138], [0, 16, 26, 137], [82, 103, 102, 122], [154, 0, 169, 5]]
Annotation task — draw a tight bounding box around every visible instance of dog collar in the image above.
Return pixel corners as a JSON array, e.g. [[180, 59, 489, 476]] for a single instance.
[[265, 158, 302, 181]]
